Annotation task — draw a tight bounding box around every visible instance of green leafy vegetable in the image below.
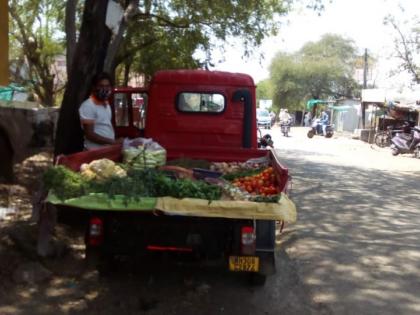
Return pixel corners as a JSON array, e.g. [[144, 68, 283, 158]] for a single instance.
[[43, 167, 222, 202], [43, 166, 87, 200]]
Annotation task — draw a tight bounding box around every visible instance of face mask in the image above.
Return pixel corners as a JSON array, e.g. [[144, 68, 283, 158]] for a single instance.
[[95, 88, 111, 100]]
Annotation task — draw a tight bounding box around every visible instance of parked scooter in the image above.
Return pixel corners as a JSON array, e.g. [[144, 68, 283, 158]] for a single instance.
[[280, 119, 292, 137], [390, 126, 420, 158], [257, 128, 274, 148], [374, 122, 411, 147], [307, 119, 334, 138]]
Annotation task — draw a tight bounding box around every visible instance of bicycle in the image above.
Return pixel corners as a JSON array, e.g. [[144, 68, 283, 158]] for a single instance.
[[374, 124, 411, 148]]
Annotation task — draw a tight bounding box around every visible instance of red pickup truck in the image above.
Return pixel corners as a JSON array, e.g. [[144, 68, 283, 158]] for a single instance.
[[54, 70, 294, 285]]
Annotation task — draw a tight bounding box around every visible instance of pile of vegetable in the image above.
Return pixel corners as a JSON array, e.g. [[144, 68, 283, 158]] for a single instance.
[[43, 151, 281, 204], [43, 166, 221, 202], [210, 159, 267, 174], [231, 167, 279, 196], [221, 167, 281, 203]]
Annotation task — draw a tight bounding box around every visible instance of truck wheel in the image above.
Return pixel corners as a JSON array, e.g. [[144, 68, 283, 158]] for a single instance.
[[85, 247, 101, 270], [85, 247, 115, 275], [249, 272, 267, 286], [0, 132, 14, 183], [307, 130, 314, 138]]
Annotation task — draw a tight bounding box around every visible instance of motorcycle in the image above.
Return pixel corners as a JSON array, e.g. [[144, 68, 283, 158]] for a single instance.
[[257, 128, 274, 148], [280, 119, 292, 137], [390, 126, 420, 158], [307, 119, 334, 138]]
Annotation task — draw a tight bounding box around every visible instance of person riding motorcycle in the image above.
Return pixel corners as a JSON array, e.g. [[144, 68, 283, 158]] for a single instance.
[[320, 110, 329, 136], [279, 109, 292, 137], [279, 109, 292, 124]]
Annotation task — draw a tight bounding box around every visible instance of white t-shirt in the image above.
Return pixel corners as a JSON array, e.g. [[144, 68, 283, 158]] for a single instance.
[[79, 97, 115, 149]]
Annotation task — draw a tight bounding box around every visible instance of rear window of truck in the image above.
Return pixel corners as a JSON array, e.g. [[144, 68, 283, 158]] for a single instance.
[[177, 92, 225, 113]]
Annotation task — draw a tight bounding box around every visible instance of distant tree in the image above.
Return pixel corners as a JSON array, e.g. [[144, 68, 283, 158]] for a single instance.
[[9, 0, 65, 106], [269, 53, 306, 112], [269, 34, 359, 111], [299, 34, 359, 98], [256, 79, 274, 104]]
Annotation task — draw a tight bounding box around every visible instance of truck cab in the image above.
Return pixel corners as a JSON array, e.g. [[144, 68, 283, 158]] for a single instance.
[[112, 70, 258, 155]]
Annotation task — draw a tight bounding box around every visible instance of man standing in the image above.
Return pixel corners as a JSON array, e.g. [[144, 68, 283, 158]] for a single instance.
[[79, 72, 123, 149]]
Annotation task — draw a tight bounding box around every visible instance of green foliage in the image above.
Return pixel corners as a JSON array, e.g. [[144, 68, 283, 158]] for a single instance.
[[269, 34, 360, 110], [9, 0, 66, 106], [256, 79, 274, 104], [113, 0, 294, 80]]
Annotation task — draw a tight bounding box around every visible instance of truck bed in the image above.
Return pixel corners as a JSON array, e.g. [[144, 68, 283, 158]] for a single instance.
[[56, 144, 290, 192]]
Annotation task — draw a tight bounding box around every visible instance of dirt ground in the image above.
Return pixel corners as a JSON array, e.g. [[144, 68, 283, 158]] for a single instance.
[[1, 128, 419, 315]]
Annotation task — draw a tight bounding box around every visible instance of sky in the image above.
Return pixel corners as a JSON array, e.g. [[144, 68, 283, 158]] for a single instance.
[[213, 0, 420, 89]]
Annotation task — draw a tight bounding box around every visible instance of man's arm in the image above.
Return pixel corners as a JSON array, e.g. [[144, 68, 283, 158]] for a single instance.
[[82, 123, 122, 145]]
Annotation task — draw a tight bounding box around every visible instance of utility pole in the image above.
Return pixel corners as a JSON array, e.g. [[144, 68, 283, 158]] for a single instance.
[[0, 0, 9, 86], [363, 48, 368, 89], [361, 48, 368, 128]]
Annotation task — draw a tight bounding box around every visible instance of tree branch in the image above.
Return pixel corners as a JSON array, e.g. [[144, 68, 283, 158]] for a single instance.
[[388, 18, 420, 83], [104, 0, 139, 73], [137, 12, 190, 28]]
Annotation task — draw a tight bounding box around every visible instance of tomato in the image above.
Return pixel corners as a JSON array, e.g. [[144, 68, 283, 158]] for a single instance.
[[268, 186, 276, 195]]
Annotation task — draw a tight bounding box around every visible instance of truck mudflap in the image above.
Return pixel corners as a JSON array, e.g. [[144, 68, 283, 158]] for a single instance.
[[47, 193, 296, 223]]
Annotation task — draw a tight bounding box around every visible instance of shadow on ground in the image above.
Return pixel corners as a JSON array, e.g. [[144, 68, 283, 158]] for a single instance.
[[276, 148, 420, 315], [0, 225, 328, 315]]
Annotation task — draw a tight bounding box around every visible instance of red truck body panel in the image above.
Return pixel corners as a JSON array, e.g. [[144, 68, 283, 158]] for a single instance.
[[112, 70, 258, 150]]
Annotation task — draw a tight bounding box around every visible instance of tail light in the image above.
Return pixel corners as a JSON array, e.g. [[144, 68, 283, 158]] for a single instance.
[[88, 217, 104, 246], [241, 226, 256, 255]]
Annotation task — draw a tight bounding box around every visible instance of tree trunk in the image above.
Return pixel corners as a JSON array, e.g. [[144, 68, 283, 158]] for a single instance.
[[123, 62, 131, 86], [65, 0, 78, 73], [54, 0, 112, 156]]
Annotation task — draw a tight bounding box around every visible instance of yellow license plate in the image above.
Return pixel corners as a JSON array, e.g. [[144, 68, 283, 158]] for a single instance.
[[229, 256, 259, 272]]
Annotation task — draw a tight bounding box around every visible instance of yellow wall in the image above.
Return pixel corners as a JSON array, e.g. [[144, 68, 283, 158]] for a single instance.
[[0, 0, 9, 86]]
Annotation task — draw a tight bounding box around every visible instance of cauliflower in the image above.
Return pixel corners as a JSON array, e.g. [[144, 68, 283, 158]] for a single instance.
[[80, 159, 127, 181]]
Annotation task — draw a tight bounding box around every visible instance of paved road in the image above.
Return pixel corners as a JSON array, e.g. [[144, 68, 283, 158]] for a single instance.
[[269, 126, 420, 315]]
